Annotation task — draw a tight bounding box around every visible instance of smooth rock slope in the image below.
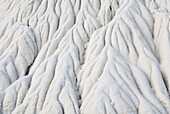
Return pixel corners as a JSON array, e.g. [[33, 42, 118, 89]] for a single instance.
[[0, 0, 170, 114]]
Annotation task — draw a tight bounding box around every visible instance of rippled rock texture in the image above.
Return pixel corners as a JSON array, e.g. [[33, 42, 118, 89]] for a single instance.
[[0, 0, 170, 114]]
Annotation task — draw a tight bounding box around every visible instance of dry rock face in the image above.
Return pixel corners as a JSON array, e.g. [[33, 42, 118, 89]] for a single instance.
[[0, 0, 170, 114]]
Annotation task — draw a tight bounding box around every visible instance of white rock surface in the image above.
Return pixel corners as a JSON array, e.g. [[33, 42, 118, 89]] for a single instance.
[[0, 0, 170, 114]]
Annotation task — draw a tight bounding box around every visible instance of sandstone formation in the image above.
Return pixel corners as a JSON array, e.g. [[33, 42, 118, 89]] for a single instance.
[[0, 0, 170, 114]]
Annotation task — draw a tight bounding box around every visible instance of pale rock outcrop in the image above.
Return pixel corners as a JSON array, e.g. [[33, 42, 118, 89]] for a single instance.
[[0, 0, 170, 114]]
